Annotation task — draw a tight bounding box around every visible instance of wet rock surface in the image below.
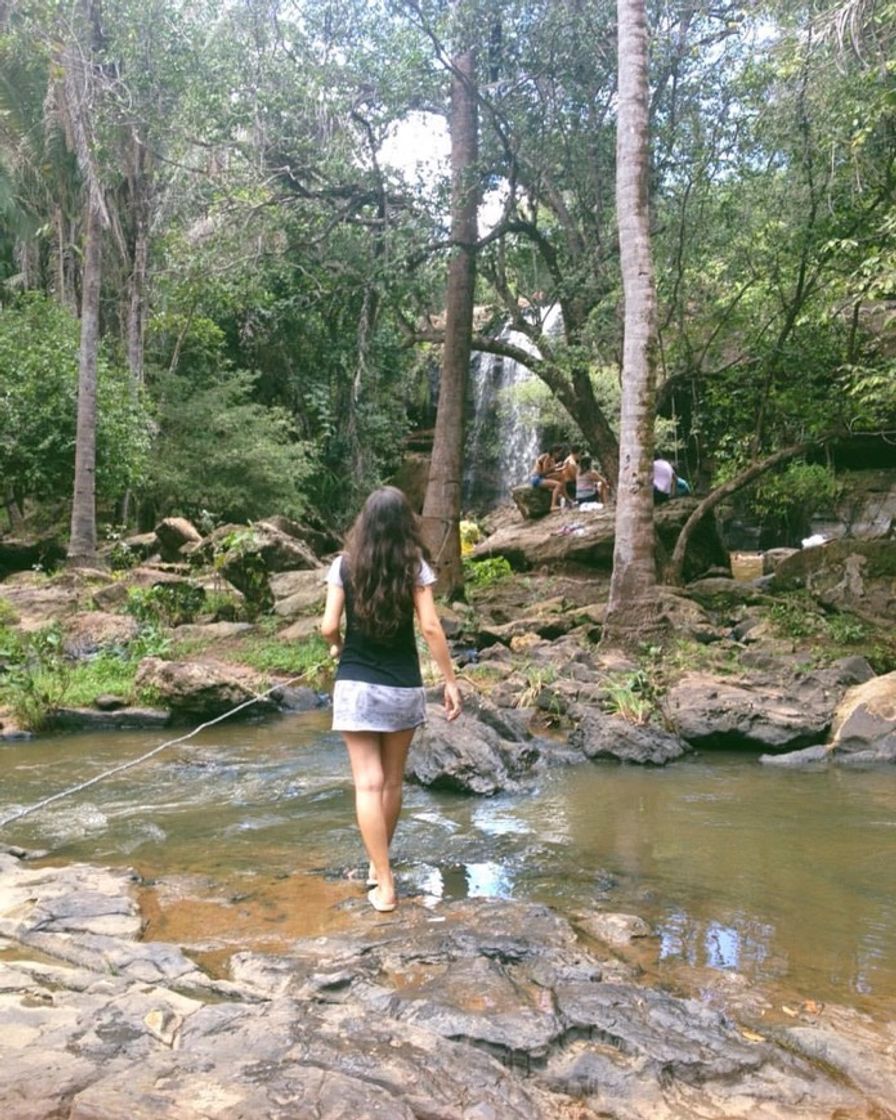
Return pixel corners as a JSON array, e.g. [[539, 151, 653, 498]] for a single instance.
[[568, 704, 690, 765], [1, 852, 891, 1119]]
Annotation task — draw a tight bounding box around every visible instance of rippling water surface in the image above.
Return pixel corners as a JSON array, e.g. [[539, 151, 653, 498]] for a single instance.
[[2, 712, 895, 1012]]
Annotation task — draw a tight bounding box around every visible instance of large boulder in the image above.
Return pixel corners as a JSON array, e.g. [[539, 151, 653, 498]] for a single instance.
[[510, 482, 553, 519], [62, 611, 140, 658], [472, 497, 726, 580], [269, 568, 327, 618], [807, 468, 896, 541], [770, 538, 896, 621], [257, 515, 339, 558], [568, 703, 691, 765], [765, 671, 896, 768], [154, 518, 202, 563], [407, 695, 540, 794], [201, 524, 321, 608], [662, 660, 874, 752], [134, 657, 276, 721]]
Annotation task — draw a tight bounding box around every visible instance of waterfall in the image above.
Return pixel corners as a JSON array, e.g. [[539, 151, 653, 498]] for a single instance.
[[462, 323, 546, 511]]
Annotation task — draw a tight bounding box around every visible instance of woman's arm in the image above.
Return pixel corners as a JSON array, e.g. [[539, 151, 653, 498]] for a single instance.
[[413, 584, 462, 720], [320, 582, 345, 658]]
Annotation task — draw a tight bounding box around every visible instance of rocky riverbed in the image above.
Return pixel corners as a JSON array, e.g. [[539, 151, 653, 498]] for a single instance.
[[3, 510, 896, 1116], [2, 848, 896, 1119]]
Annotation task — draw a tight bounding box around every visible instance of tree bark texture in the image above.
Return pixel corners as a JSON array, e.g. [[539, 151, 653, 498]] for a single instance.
[[603, 0, 661, 646], [67, 199, 102, 566], [420, 44, 478, 595]]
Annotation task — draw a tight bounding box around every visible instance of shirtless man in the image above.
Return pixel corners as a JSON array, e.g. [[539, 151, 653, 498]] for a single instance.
[[530, 445, 567, 511]]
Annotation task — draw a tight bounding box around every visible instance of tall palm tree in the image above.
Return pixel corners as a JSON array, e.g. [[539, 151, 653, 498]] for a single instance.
[[56, 3, 111, 566], [602, 0, 661, 647]]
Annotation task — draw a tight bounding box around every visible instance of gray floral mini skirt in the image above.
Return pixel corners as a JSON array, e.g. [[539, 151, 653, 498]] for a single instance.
[[332, 679, 427, 733]]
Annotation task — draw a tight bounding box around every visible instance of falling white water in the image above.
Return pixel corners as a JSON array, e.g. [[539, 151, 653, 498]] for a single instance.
[[463, 308, 563, 511], [462, 337, 537, 510]]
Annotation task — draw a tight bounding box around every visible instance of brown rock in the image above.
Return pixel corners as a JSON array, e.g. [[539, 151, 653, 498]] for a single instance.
[[154, 518, 202, 562], [771, 538, 896, 621], [62, 611, 140, 658], [278, 617, 321, 642], [134, 657, 275, 720]]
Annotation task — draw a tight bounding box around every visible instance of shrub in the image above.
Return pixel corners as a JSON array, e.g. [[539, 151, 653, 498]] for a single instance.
[[0, 625, 69, 731], [126, 584, 206, 628], [142, 367, 314, 523], [0, 598, 19, 627], [463, 555, 513, 589]]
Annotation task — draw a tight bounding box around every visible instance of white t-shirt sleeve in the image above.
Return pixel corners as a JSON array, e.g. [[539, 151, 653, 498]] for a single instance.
[[417, 558, 437, 586], [328, 554, 434, 588], [326, 555, 343, 586], [652, 460, 674, 494]]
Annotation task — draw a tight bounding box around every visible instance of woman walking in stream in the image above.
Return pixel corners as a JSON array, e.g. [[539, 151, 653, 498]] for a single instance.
[[320, 486, 462, 913]]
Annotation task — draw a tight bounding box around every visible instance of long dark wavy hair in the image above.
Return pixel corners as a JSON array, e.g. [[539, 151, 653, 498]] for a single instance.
[[343, 487, 428, 637]]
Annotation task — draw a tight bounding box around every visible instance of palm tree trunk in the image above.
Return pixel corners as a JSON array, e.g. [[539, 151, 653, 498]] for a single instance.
[[420, 42, 478, 596], [67, 199, 102, 566], [603, 0, 661, 647]]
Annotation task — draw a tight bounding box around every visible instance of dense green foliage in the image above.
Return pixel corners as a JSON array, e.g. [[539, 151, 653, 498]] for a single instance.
[[0, 296, 150, 507], [0, 0, 894, 539]]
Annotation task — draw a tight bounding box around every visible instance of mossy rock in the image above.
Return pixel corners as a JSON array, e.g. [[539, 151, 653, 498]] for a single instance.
[[770, 539, 896, 621]]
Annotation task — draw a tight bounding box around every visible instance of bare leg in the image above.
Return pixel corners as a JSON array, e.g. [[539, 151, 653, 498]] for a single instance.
[[544, 478, 563, 509], [381, 728, 414, 845], [365, 727, 415, 890], [344, 729, 415, 907], [343, 731, 395, 904]]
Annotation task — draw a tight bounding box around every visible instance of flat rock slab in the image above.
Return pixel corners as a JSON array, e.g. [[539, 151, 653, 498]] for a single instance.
[[46, 707, 171, 731], [1, 855, 891, 1119], [472, 498, 726, 579]]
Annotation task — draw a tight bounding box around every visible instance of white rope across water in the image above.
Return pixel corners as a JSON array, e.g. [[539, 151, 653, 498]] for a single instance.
[[0, 672, 318, 830]]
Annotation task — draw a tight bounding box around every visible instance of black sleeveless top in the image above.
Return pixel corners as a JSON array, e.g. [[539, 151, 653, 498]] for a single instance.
[[331, 555, 434, 688]]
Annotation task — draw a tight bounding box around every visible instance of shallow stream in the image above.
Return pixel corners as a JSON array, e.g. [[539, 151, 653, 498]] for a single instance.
[[2, 712, 895, 1018]]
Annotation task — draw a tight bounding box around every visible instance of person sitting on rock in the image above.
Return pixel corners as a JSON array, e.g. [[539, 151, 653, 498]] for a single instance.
[[575, 455, 609, 506], [530, 444, 567, 511]]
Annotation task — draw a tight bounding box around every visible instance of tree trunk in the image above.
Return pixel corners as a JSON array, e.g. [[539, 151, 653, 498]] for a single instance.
[[602, 0, 661, 648], [4, 490, 24, 531], [67, 199, 102, 566], [420, 41, 478, 596], [126, 218, 148, 384], [569, 358, 620, 488], [124, 140, 151, 385]]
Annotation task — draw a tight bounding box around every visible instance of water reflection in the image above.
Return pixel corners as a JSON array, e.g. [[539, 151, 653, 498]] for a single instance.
[[2, 719, 896, 1012], [659, 910, 775, 972]]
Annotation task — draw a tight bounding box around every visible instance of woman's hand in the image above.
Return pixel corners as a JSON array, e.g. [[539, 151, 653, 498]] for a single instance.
[[443, 680, 462, 721], [328, 643, 342, 660]]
